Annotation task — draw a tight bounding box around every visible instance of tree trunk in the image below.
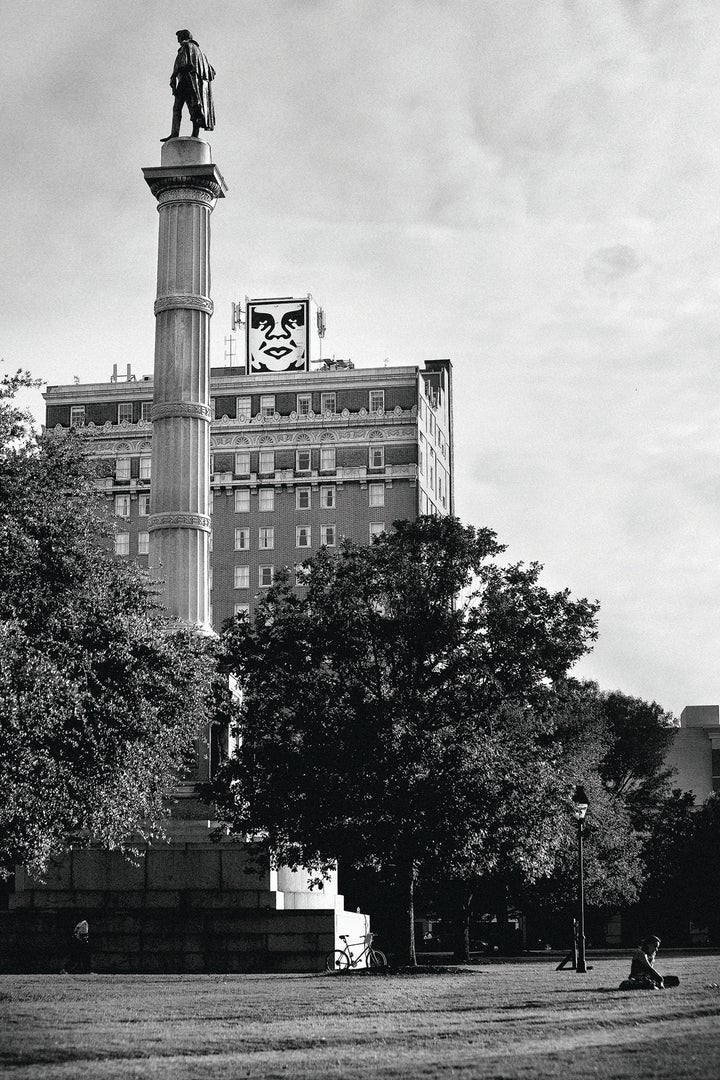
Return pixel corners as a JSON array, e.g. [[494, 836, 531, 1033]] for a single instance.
[[406, 865, 417, 967], [453, 887, 473, 963], [495, 890, 514, 955]]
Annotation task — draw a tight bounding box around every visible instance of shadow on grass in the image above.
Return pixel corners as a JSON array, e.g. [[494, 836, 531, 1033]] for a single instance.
[[552, 987, 646, 994]]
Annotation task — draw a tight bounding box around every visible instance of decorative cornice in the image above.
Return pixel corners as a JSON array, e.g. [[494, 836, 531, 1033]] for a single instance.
[[151, 401, 211, 422], [148, 512, 211, 532], [154, 295, 214, 316]]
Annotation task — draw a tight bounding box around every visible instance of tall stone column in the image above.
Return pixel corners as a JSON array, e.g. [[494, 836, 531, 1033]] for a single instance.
[[143, 139, 226, 631]]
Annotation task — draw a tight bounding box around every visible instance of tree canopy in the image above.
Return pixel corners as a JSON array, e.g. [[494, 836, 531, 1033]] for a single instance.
[[0, 369, 215, 878], [211, 515, 600, 962]]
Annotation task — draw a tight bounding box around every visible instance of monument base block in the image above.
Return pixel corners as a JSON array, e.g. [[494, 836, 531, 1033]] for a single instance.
[[2, 842, 370, 974]]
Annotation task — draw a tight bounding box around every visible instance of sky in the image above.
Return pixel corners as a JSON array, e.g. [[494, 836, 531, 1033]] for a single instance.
[[2, 0, 720, 715]]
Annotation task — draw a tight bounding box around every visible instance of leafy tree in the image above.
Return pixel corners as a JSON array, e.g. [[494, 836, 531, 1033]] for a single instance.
[[598, 691, 676, 827], [499, 680, 675, 948], [0, 369, 216, 878], [211, 516, 599, 964], [682, 794, 720, 943]]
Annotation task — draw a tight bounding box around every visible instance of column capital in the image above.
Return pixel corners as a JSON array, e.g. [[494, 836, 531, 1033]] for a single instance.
[[142, 163, 227, 202]]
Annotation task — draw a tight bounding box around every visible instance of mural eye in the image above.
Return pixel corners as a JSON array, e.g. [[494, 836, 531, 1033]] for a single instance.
[[282, 309, 305, 332], [252, 314, 273, 332]]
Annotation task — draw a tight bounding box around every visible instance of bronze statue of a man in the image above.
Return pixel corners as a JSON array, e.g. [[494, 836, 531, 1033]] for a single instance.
[[163, 29, 216, 141]]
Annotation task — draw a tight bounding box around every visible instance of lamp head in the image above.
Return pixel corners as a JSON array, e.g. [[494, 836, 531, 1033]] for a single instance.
[[571, 784, 589, 821]]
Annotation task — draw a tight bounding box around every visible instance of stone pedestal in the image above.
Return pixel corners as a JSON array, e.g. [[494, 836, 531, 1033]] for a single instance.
[[3, 845, 369, 974], [142, 139, 227, 631]]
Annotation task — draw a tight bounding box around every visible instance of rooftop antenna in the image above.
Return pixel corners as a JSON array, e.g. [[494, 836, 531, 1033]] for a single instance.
[[231, 298, 246, 331], [316, 304, 326, 362]]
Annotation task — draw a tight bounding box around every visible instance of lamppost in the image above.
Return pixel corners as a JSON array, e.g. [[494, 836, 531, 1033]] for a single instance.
[[571, 784, 589, 973]]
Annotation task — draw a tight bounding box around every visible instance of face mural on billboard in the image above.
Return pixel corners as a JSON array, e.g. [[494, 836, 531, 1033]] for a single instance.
[[247, 299, 309, 374]]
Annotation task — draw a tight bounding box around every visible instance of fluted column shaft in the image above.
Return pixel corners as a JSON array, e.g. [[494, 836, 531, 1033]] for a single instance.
[[143, 146, 226, 631]]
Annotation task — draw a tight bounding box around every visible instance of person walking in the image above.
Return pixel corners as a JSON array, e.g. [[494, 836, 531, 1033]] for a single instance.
[[59, 919, 91, 974]]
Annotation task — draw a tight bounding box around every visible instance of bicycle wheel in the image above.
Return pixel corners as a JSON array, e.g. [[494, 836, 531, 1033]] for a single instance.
[[325, 949, 350, 972], [367, 949, 387, 969]]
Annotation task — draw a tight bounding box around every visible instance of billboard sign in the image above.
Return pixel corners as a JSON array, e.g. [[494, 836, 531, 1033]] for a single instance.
[[246, 297, 311, 374]]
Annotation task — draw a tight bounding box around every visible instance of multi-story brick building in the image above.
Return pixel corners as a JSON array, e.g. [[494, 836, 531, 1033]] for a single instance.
[[44, 356, 454, 630]]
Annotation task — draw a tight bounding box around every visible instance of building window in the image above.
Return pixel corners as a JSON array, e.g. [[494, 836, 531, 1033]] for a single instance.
[[258, 487, 274, 512], [369, 522, 386, 541], [320, 524, 336, 547], [296, 525, 311, 548], [234, 527, 249, 551], [296, 449, 311, 472], [209, 397, 216, 419], [320, 446, 336, 471], [115, 494, 131, 519], [259, 565, 274, 587], [259, 526, 274, 549], [70, 405, 85, 426], [369, 389, 385, 413], [138, 531, 150, 555], [235, 451, 250, 475], [320, 392, 336, 415], [115, 531, 130, 556], [234, 565, 250, 589], [369, 446, 385, 469], [369, 483, 385, 507], [236, 396, 252, 421], [235, 489, 250, 513], [234, 603, 249, 619], [115, 457, 131, 481], [297, 393, 311, 416], [118, 403, 134, 424], [259, 450, 275, 474], [296, 486, 311, 510], [140, 401, 152, 421], [320, 485, 335, 509], [139, 456, 151, 481], [260, 394, 275, 418], [139, 493, 150, 517], [711, 748, 720, 793]]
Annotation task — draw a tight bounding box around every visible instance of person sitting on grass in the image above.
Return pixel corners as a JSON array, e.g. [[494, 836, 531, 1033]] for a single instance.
[[619, 936, 679, 990]]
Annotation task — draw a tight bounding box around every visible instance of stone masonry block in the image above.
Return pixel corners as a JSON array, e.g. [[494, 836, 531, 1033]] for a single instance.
[[220, 849, 274, 890], [146, 848, 222, 890], [35, 890, 104, 909], [19, 855, 72, 891], [267, 932, 321, 954]]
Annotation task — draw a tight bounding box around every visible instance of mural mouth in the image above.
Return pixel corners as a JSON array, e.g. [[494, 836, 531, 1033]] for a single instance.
[[263, 347, 292, 359]]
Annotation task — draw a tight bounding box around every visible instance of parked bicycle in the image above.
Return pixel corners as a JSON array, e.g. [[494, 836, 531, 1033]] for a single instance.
[[325, 932, 388, 972]]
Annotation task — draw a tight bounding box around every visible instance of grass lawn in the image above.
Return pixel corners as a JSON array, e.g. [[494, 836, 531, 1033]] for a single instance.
[[1, 954, 719, 1079]]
